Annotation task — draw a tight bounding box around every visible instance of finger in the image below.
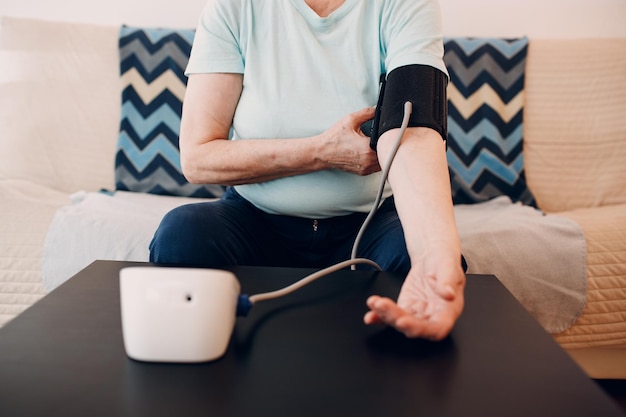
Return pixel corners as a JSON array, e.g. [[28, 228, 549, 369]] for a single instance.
[[366, 295, 382, 310], [364, 296, 384, 324], [363, 310, 382, 325], [395, 314, 454, 341], [366, 296, 409, 326], [367, 305, 454, 341], [435, 282, 456, 301], [366, 298, 457, 341], [352, 107, 376, 125], [430, 270, 465, 301]]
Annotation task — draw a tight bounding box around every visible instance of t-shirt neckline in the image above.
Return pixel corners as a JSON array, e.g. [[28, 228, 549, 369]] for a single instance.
[[290, 0, 359, 28]]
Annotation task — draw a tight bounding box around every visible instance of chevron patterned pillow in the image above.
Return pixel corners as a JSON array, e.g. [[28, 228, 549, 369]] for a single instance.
[[116, 27, 224, 198], [444, 38, 536, 206]]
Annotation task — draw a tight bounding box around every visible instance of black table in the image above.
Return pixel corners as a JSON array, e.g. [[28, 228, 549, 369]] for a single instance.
[[0, 260, 622, 416]]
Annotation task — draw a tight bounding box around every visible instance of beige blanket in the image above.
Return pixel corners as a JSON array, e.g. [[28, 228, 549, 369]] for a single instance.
[[454, 196, 587, 333]]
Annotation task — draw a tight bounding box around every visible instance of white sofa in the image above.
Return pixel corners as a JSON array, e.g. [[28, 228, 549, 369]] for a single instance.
[[1, 16, 625, 379]]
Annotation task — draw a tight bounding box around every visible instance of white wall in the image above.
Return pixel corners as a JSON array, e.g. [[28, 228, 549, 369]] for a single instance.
[[0, 0, 207, 28], [1, 0, 625, 38], [440, 0, 626, 38]]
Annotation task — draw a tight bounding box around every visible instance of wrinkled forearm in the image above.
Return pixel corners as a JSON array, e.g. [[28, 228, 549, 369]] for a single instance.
[[181, 136, 328, 186]]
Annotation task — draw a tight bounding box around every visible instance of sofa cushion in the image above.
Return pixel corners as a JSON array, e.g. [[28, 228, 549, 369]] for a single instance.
[[0, 17, 119, 193], [553, 204, 626, 349], [0, 179, 69, 326], [523, 38, 626, 212], [115, 26, 224, 198], [444, 37, 535, 206]]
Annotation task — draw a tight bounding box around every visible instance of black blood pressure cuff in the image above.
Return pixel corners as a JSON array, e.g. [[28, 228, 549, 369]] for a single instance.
[[370, 64, 449, 151]]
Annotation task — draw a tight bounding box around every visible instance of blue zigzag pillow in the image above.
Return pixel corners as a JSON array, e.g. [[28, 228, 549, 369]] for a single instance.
[[116, 26, 224, 198], [444, 37, 536, 206]]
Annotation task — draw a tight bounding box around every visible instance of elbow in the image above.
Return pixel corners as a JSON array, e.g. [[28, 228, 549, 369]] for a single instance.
[[179, 138, 235, 186], [179, 134, 215, 184], [181, 165, 208, 186], [180, 152, 204, 184], [180, 147, 232, 186]]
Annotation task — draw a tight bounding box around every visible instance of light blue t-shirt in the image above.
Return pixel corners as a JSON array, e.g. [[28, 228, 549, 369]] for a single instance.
[[186, 0, 447, 218]]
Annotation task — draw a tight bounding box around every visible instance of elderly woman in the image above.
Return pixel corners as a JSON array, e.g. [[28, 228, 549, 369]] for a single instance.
[[150, 0, 466, 340]]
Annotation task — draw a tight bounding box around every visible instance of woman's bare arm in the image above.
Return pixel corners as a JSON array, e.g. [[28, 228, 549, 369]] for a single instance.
[[179, 73, 379, 186]]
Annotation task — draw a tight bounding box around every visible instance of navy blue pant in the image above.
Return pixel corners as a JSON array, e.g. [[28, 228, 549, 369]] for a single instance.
[[149, 187, 410, 274]]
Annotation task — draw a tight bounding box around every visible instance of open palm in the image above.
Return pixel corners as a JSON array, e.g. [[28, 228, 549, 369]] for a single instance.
[[364, 264, 465, 341]]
